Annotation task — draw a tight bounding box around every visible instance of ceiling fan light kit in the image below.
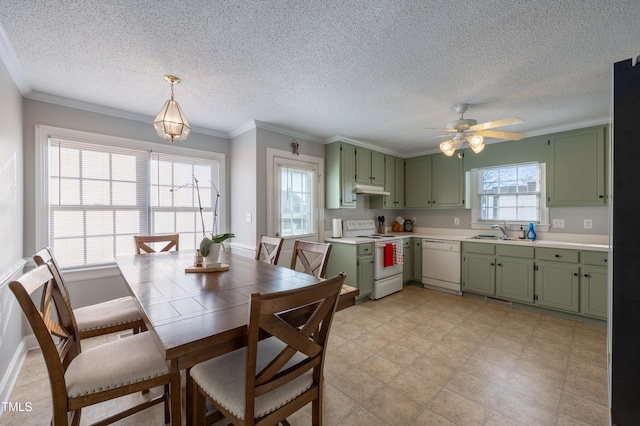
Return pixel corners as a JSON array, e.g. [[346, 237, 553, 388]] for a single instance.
[[435, 103, 524, 156]]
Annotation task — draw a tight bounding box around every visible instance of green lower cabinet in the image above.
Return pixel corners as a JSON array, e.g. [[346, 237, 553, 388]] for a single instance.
[[495, 256, 535, 303], [581, 265, 608, 319], [358, 254, 373, 298], [403, 239, 412, 283], [325, 242, 373, 303], [463, 254, 495, 296], [412, 238, 422, 281], [535, 261, 580, 312]]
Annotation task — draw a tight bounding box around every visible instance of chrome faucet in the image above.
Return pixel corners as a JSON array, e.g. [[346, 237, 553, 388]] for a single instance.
[[491, 221, 509, 239]]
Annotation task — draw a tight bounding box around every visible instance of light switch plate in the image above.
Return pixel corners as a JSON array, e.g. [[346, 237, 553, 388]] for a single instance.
[[246, 212, 252, 222], [584, 219, 593, 229], [552, 219, 565, 228]]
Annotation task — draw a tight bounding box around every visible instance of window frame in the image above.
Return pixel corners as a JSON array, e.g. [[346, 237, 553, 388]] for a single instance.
[[468, 161, 550, 231], [266, 148, 324, 241], [35, 125, 226, 270]]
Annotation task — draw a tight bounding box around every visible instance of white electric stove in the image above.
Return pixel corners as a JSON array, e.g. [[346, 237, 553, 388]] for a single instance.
[[336, 219, 404, 300]]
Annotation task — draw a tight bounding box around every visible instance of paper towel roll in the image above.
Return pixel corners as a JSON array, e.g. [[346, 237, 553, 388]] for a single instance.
[[332, 218, 342, 238]]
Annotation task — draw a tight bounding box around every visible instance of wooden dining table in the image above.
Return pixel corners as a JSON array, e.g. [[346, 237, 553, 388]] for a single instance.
[[115, 249, 357, 425]]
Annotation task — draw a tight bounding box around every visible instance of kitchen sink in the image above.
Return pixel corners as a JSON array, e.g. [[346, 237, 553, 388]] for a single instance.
[[467, 235, 538, 243]]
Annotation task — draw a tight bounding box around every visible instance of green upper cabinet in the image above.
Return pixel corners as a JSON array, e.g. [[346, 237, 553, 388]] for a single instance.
[[547, 125, 607, 206], [405, 156, 432, 207], [405, 154, 464, 208], [355, 146, 385, 186], [371, 155, 405, 209], [325, 142, 356, 209], [432, 154, 464, 208]]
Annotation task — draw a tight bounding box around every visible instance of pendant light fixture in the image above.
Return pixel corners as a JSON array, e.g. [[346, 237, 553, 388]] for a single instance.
[[153, 75, 191, 143]]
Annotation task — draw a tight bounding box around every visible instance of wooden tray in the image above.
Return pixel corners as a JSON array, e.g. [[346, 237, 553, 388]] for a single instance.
[[185, 263, 229, 273]]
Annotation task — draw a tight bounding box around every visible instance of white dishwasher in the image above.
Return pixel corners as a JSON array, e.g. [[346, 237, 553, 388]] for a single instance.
[[422, 239, 462, 295]]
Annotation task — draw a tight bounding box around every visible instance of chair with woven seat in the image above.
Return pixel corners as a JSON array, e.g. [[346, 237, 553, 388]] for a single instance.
[[254, 235, 284, 265], [290, 240, 332, 279], [33, 247, 145, 340], [189, 272, 346, 426], [8, 263, 178, 425], [134, 233, 180, 254]]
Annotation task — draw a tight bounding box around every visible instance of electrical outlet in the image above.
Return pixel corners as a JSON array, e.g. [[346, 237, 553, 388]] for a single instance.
[[454, 217, 460, 225], [584, 219, 592, 229], [552, 219, 565, 228]]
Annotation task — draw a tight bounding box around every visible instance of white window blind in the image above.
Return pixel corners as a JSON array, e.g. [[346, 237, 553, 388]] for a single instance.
[[151, 152, 220, 251], [49, 138, 148, 268], [48, 137, 221, 269]]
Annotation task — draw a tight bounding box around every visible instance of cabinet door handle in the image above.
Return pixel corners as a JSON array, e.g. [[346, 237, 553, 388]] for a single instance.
[[555, 254, 561, 258], [584, 274, 590, 278], [497, 263, 503, 266], [573, 273, 578, 276], [490, 263, 495, 266]]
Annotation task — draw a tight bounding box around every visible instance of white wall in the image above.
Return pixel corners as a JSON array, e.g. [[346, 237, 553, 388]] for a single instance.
[[229, 128, 257, 255], [0, 58, 27, 408]]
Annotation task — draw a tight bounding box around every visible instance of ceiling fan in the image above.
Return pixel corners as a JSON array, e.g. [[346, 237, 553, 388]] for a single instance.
[[429, 103, 525, 156]]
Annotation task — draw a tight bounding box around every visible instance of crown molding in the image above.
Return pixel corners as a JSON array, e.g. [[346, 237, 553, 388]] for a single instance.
[[523, 116, 610, 139], [254, 120, 325, 143], [229, 119, 325, 143], [25, 91, 229, 139], [324, 134, 399, 156], [228, 120, 258, 139], [0, 22, 31, 95]]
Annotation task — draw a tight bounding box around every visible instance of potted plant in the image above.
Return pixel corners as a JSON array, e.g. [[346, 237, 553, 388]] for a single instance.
[[174, 175, 234, 264]]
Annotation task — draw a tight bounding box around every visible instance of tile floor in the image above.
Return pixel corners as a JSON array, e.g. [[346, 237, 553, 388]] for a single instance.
[[2, 284, 609, 425]]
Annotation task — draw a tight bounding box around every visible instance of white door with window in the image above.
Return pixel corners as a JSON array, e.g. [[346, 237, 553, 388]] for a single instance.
[[267, 149, 324, 267]]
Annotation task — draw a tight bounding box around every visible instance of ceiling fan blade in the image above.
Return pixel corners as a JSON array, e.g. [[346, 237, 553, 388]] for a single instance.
[[474, 130, 525, 140], [470, 117, 524, 131]]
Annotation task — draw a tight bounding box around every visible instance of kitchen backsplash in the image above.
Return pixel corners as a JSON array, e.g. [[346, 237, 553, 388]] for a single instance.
[[324, 195, 609, 236]]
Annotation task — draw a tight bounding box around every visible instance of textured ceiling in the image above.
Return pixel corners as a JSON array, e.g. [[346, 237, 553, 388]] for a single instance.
[[1, 1, 639, 156]]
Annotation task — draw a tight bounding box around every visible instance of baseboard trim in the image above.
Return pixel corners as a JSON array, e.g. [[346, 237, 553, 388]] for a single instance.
[[0, 336, 31, 412], [228, 242, 256, 259]]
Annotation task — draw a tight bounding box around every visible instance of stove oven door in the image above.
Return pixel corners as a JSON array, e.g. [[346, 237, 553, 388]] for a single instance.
[[374, 240, 404, 280]]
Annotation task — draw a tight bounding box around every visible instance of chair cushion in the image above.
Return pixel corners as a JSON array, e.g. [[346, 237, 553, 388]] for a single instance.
[[74, 296, 141, 333], [65, 332, 168, 398], [190, 337, 313, 420]]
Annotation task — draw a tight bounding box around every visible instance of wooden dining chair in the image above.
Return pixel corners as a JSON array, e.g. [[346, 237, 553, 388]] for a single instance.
[[33, 247, 145, 340], [290, 240, 332, 279], [8, 263, 177, 426], [189, 272, 346, 426], [255, 235, 284, 265], [134, 233, 180, 254]]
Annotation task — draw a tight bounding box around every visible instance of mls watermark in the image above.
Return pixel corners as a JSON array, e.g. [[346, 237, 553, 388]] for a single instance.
[[2, 401, 33, 412]]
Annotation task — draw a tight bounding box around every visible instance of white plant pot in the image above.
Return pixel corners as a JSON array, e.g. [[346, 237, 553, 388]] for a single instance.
[[204, 243, 222, 267]]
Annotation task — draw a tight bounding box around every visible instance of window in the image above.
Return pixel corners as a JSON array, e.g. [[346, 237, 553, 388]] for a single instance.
[[38, 127, 224, 269], [151, 152, 220, 252], [470, 162, 548, 227], [278, 166, 315, 237]]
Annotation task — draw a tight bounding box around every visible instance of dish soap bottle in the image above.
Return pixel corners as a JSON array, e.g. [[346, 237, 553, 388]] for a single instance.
[[527, 222, 537, 241], [518, 225, 526, 239]]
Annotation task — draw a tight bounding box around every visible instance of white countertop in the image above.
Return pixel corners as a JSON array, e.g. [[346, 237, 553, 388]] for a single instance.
[[325, 228, 610, 252]]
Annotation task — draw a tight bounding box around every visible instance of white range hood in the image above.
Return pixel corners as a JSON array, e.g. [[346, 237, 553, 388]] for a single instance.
[[354, 184, 390, 195]]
